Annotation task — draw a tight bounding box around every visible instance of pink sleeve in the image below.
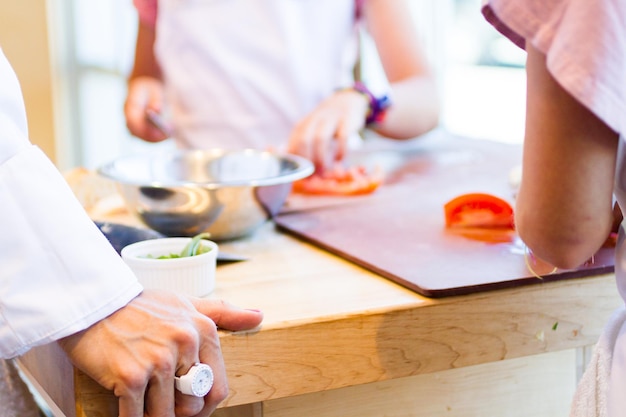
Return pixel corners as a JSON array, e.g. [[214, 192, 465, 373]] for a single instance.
[[481, 1, 526, 50], [133, 0, 158, 28], [482, 0, 626, 138]]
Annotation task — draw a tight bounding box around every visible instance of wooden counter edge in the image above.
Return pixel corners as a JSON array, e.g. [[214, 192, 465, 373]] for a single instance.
[[17, 341, 75, 417], [218, 273, 621, 406], [40, 273, 618, 417]]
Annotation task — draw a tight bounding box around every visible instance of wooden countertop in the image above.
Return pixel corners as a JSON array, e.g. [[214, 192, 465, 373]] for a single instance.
[[16, 132, 625, 416], [18, 221, 623, 417]]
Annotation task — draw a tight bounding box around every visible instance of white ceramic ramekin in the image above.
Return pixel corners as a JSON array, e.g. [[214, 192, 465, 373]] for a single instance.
[[121, 238, 218, 297]]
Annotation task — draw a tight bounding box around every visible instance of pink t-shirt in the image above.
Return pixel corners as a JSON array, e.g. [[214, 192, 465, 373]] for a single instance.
[[133, 0, 157, 28], [133, 0, 364, 28], [482, 0, 626, 138]]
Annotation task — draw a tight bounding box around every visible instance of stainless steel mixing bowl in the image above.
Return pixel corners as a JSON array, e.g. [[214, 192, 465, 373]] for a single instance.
[[98, 149, 313, 240]]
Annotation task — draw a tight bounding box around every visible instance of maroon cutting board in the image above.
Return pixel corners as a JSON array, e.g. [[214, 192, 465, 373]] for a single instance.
[[275, 132, 615, 298]]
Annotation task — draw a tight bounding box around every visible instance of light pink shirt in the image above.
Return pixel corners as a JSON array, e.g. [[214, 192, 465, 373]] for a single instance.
[[132, 0, 364, 28], [133, 0, 157, 28], [482, 0, 626, 138]]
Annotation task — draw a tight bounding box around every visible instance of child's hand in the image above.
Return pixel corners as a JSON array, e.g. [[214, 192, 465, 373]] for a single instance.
[[125, 76, 170, 142], [287, 89, 368, 172]]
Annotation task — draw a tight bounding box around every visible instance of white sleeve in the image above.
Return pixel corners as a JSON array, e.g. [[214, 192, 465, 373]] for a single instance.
[[0, 50, 143, 359]]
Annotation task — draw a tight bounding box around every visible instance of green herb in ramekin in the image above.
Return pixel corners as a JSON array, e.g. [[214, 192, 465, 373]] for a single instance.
[[144, 233, 213, 259]]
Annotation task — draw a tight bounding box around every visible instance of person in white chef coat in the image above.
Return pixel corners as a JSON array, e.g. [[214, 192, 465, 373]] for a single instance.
[[0, 49, 263, 417], [125, 0, 440, 171], [482, 0, 626, 416]]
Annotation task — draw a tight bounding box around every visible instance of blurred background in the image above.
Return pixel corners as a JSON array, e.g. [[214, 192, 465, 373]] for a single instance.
[[0, 0, 526, 171]]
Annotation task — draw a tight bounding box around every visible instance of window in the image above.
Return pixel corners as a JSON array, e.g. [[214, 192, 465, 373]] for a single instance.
[[53, 0, 169, 171], [443, 0, 526, 144]]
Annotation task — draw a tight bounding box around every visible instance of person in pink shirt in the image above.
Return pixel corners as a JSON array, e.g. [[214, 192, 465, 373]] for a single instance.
[[482, 0, 626, 415]]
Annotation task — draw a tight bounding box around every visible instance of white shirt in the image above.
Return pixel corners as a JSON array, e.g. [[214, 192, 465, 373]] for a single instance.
[[0, 50, 142, 358], [154, 0, 360, 150]]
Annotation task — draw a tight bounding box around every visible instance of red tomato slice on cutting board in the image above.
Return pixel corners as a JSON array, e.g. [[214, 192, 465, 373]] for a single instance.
[[444, 193, 515, 229], [293, 165, 383, 196]]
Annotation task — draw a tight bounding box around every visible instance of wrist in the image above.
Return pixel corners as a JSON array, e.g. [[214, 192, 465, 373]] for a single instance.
[[352, 81, 392, 126]]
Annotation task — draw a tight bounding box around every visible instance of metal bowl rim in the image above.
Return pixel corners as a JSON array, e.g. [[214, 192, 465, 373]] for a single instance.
[[97, 148, 314, 188]]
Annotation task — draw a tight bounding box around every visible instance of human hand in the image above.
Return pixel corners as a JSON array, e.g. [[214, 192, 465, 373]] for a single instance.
[[125, 76, 171, 142], [58, 289, 263, 417], [287, 89, 369, 172]]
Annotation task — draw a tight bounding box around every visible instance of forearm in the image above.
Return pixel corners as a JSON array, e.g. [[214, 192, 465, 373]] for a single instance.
[[129, 19, 162, 81], [515, 46, 618, 269], [125, 22, 168, 142], [372, 75, 440, 139], [516, 175, 615, 270], [363, 0, 440, 139], [516, 135, 616, 270]]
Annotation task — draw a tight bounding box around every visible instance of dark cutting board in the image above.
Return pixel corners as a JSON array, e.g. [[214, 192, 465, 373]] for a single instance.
[[275, 132, 615, 298]]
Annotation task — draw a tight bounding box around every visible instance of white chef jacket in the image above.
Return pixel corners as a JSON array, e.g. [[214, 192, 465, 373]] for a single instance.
[[0, 50, 142, 359], [154, 0, 361, 150]]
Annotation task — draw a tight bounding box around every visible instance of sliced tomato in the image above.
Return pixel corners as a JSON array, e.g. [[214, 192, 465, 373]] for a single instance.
[[444, 193, 515, 229], [446, 227, 516, 244], [293, 165, 383, 196]]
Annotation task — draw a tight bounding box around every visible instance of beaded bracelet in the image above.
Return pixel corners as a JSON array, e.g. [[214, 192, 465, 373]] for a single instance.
[[352, 81, 392, 126]]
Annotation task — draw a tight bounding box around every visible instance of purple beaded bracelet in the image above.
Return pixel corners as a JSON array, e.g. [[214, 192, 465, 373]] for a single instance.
[[353, 81, 392, 126]]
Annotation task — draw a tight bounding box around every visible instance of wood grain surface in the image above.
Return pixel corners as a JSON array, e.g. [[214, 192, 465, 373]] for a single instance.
[[17, 220, 622, 416], [16, 130, 622, 416]]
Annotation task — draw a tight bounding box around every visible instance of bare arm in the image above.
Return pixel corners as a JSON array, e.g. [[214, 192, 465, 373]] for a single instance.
[[124, 19, 169, 142], [287, 0, 440, 170], [515, 45, 618, 269], [129, 19, 162, 81], [363, 0, 440, 139]]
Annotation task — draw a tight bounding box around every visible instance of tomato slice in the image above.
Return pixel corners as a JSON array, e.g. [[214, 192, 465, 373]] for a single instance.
[[293, 165, 383, 196], [446, 227, 516, 244], [444, 193, 515, 229]]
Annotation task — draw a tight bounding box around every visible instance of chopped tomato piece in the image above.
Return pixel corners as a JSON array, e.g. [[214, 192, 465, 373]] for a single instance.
[[293, 165, 383, 196], [444, 193, 515, 229], [446, 227, 516, 244]]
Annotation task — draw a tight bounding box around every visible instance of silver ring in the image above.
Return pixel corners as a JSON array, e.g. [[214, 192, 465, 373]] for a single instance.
[[174, 363, 214, 397]]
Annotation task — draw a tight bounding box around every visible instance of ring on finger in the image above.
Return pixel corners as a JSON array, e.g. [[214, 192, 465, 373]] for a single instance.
[[175, 363, 214, 397]]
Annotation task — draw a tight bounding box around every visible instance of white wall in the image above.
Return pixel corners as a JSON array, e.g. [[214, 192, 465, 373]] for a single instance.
[[0, 0, 58, 163]]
